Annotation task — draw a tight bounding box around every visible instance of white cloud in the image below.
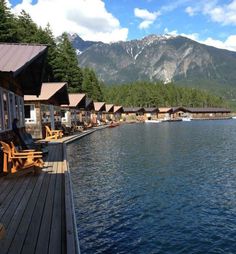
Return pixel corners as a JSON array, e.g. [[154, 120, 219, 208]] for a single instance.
[[203, 35, 236, 51], [9, 0, 128, 43], [134, 8, 160, 29], [185, 6, 196, 16], [186, 0, 236, 26], [164, 28, 236, 52]]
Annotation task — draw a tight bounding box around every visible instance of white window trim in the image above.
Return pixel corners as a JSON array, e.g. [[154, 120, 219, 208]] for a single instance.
[[0, 88, 25, 132], [24, 104, 37, 124]]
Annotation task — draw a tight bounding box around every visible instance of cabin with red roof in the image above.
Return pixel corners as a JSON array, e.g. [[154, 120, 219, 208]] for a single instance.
[[24, 82, 69, 139], [61, 93, 86, 127]]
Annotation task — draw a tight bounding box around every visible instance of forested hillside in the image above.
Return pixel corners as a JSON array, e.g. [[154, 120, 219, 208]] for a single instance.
[[103, 82, 225, 108]]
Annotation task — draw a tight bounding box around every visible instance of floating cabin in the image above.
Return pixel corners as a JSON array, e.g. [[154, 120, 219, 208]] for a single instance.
[[122, 107, 145, 121], [81, 97, 94, 124], [170, 107, 191, 120], [61, 93, 86, 127], [144, 107, 159, 120], [24, 82, 69, 139], [104, 104, 114, 122], [93, 102, 106, 124], [183, 107, 231, 120], [113, 106, 124, 121], [157, 107, 172, 120]]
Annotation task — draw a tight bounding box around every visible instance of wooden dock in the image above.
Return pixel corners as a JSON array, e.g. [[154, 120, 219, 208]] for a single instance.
[[0, 126, 108, 254], [0, 142, 79, 254]]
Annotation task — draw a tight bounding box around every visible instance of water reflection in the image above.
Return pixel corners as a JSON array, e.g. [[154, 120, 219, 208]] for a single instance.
[[67, 120, 236, 253]]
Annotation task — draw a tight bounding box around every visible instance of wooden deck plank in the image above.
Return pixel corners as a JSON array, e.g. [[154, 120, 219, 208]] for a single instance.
[[0, 177, 30, 225], [0, 176, 38, 254], [20, 145, 57, 254], [7, 171, 46, 254], [0, 132, 85, 254], [64, 142, 80, 254], [48, 159, 64, 254], [34, 146, 60, 254], [0, 178, 19, 207], [20, 171, 52, 254]]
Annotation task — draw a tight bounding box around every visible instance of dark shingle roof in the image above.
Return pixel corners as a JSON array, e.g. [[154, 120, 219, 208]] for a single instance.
[[123, 107, 145, 113], [185, 107, 231, 113]]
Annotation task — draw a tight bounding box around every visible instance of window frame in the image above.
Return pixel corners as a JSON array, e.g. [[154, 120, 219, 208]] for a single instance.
[[24, 104, 37, 124], [0, 88, 25, 132]]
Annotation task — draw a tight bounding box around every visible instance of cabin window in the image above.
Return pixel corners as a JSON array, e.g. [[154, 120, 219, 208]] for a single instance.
[[9, 92, 16, 122], [15, 95, 20, 122], [24, 104, 36, 123], [0, 89, 24, 131], [41, 104, 51, 123], [0, 88, 3, 131], [18, 96, 24, 127], [3, 90, 10, 130]]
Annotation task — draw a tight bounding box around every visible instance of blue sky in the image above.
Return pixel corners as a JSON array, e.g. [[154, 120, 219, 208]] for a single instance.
[[8, 0, 236, 51]]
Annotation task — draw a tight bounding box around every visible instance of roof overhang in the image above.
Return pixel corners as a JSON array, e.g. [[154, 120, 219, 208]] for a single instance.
[[0, 43, 48, 96]]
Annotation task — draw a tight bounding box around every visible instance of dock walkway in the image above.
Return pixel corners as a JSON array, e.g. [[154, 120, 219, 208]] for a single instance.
[[0, 126, 108, 254]]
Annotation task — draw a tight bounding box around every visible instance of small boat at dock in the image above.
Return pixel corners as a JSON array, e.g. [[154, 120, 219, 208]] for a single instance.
[[145, 119, 162, 123], [109, 122, 119, 128]]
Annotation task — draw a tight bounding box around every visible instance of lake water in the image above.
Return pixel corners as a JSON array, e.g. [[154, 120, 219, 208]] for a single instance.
[[67, 120, 236, 254]]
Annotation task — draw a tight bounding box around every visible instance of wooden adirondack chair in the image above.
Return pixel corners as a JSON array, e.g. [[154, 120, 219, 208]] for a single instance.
[[45, 125, 63, 140], [0, 141, 44, 176]]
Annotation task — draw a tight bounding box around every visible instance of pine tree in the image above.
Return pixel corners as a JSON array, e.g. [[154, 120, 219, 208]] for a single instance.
[[0, 0, 18, 42], [82, 68, 103, 101], [15, 10, 39, 43], [52, 33, 82, 92]]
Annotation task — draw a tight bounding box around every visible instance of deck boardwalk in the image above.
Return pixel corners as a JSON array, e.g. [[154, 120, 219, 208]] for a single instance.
[[0, 142, 79, 254]]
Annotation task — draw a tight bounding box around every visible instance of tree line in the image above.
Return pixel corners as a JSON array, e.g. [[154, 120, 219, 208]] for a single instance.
[[0, 0, 226, 108], [103, 82, 225, 108]]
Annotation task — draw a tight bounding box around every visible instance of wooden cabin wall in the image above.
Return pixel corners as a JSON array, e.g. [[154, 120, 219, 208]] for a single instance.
[[190, 112, 230, 119], [25, 102, 43, 139], [0, 76, 23, 97]]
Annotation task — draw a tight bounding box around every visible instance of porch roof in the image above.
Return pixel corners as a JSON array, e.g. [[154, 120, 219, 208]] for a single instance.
[[94, 102, 106, 112], [61, 93, 86, 108], [185, 107, 231, 113], [105, 104, 114, 113], [24, 82, 69, 106], [0, 43, 47, 95], [158, 107, 172, 113], [123, 107, 145, 113], [114, 106, 124, 113], [144, 107, 159, 113]]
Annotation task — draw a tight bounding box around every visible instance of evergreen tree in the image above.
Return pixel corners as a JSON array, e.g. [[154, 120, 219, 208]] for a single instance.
[[0, 0, 17, 42], [82, 68, 103, 101], [37, 24, 57, 82], [103, 81, 225, 108], [52, 33, 82, 92], [15, 10, 39, 42]]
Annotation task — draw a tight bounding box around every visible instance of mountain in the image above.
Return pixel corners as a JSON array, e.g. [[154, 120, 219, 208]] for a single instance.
[[73, 34, 236, 94], [67, 33, 99, 55]]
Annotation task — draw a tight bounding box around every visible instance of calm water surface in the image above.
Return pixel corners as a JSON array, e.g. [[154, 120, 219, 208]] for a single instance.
[[67, 120, 236, 254]]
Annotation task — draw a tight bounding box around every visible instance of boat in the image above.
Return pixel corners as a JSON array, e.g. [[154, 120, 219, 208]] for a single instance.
[[145, 119, 162, 123], [109, 122, 119, 128], [182, 117, 191, 122], [232, 116, 236, 119]]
